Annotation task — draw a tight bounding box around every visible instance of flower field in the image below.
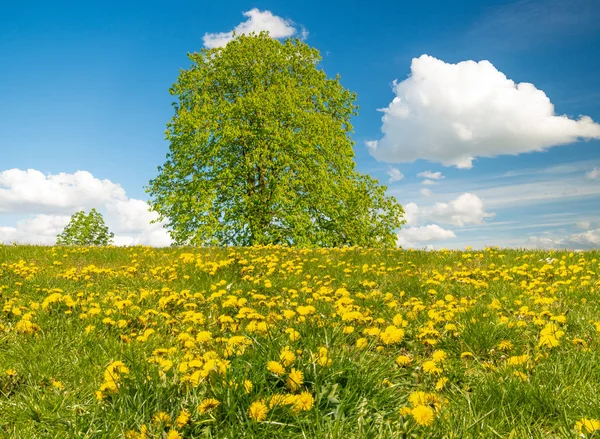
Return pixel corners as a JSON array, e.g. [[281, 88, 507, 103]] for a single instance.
[[1, 245, 600, 438]]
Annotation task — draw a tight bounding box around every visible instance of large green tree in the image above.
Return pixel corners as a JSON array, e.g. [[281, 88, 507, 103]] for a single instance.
[[56, 209, 114, 246], [148, 33, 404, 247]]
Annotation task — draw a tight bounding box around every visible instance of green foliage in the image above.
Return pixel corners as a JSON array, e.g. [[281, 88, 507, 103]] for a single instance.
[[147, 32, 404, 247], [56, 209, 114, 246]]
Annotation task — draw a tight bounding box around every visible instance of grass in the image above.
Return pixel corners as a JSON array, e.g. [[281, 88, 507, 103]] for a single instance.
[[0, 245, 599, 438]]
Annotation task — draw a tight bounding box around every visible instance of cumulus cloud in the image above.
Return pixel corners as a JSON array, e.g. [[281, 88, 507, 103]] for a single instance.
[[367, 54, 600, 168], [0, 169, 171, 246], [387, 167, 404, 182], [421, 179, 436, 186], [203, 9, 304, 49], [0, 169, 126, 214], [418, 171, 444, 180], [586, 167, 600, 180], [403, 193, 494, 227], [397, 224, 456, 248], [420, 188, 433, 197]]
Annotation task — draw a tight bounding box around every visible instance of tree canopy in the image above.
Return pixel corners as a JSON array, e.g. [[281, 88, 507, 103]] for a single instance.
[[148, 33, 404, 247], [56, 209, 114, 246]]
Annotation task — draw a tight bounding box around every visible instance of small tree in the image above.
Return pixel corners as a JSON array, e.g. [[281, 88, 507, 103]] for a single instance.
[[56, 209, 114, 246], [148, 33, 404, 247]]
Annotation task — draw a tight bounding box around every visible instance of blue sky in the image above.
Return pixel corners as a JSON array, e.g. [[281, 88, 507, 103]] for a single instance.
[[1, 0, 599, 248]]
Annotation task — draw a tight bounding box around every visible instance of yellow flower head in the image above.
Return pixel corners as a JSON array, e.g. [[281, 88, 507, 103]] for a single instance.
[[267, 361, 286, 376], [396, 355, 412, 366], [411, 404, 435, 426], [286, 368, 304, 392], [292, 391, 315, 413], [248, 400, 269, 421], [575, 418, 600, 434], [198, 398, 220, 414], [279, 347, 296, 367]]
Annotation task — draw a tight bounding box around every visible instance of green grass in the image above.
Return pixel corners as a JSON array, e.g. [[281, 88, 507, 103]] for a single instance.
[[0, 245, 599, 438]]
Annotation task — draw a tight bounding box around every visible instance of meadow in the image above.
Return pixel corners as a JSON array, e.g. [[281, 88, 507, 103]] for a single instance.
[[1, 245, 599, 439]]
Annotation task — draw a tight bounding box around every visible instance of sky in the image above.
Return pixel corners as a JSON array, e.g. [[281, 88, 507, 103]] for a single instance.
[[1, 0, 599, 249]]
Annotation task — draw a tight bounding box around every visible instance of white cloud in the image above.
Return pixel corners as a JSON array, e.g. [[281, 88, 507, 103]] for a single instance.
[[421, 179, 436, 186], [387, 167, 404, 182], [428, 193, 495, 226], [527, 228, 600, 249], [397, 224, 456, 248], [418, 171, 444, 180], [0, 215, 70, 245], [586, 167, 600, 180], [0, 169, 171, 247], [420, 188, 433, 197], [367, 54, 600, 168], [402, 202, 419, 226], [403, 193, 494, 227], [203, 9, 303, 49], [0, 169, 126, 214]]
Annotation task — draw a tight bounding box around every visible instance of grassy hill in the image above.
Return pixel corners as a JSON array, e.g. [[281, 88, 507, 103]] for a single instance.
[[1, 245, 599, 438]]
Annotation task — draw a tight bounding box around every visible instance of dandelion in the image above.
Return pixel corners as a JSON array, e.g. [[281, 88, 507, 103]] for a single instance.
[[422, 360, 442, 374], [248, 400, 269, 421], [356, 338, 369, 349], [267, 361, 285, 376], [432, 350, 447, 363], [411, 404, 435, 426], [575, 418, 600, 434], [286, 368, 304, 392], [175, 409, 190, 427], [152, 411, 172, 425], [166, 430, 181, 439], [198, 398, 220, 414], [396, 355, 412, 366], [399, 406, 413, 416], [435, 377, 448, 390], [279, 347, 296, 367], [292, 391, 315, 412]]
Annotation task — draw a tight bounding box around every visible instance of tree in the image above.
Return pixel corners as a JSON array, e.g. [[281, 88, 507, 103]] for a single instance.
[[56, 209, 114, 246], [147, 33, 404, 247]]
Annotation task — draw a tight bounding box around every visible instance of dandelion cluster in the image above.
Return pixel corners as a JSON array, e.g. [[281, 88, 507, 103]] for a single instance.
[[0, 246, 599, 437]]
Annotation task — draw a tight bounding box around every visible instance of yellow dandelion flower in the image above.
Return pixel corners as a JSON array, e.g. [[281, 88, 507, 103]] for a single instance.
[[422, 360, 442, 374], [399, 406, 413, 416], [408, 391, 429, 406], [396, 355, 412, 366], [292, 391, 315, 413], [175, 409, 190, 427], [513, 371, 528, 381], [435, 377, 448, 390], [166, 430, 181, 439], [152, 411, 172, 425], [356, 338, 369, 349], [507, 355, 528, 366], [198, 398, 220, 414], [248, 400, 269, 421], [267, 361, 286, 376], [575, 418, 600, 434], [432, 350, 447, 363], [411, 404, 435, 426], [279, 348, 296, 367], [286, 368, 304, 392]]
